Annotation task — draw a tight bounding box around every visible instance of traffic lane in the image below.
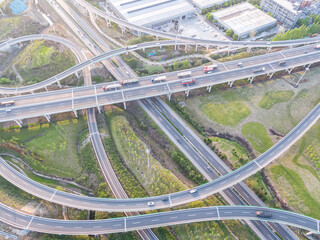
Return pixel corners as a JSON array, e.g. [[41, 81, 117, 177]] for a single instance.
[[151, 99, 292, 239]]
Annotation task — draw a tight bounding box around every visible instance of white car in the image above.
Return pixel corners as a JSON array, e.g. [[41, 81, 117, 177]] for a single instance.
[[148, 202, 155, 206], [190, 189, 197, 194]]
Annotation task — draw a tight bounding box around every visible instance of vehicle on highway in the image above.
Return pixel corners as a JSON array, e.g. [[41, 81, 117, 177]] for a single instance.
[[178, 71, 192, 78], [148, 202, 155, 206], [253, 67, 265, 73], [255, 211, 272, 218], [207, 166, 213, 172], [314, 44, 320, 49], [278, 61, 286, 66], [5, 108, 12, 113], [152, 76, 167, 83], [190, 189, 198, 194], [267, 42, 271, 45], [181, 79, 196, 85], [120, 78, 139, 85], [162, 196, 169, 202], [102, 84, 121, 91], [126, 45, 138, 50], [0, 100, 14, 106], [203, 65, 217, 74], [177, 138, 182, 143], [238, 62, 243, 68]]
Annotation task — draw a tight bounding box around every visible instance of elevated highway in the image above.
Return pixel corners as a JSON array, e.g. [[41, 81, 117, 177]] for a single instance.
[[0, 203, 319, 235], [0, 101, 319, 212], [0, 43, 319, 123], [73, 0, 320, 48]]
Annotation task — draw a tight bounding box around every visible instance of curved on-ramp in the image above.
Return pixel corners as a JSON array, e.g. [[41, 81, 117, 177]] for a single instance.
[[0, 203, 319, 235], [0, 102, 319, 212]]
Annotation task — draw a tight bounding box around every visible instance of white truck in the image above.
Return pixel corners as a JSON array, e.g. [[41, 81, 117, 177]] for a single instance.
[[178, 71, 192, 78], [152, 76, 167, 83]]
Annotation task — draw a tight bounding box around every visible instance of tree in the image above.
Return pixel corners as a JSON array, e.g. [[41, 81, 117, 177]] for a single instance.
[[206, 12, 213, 21], [232, 34, 239, 40], [0, 77, 12, 85], [127, 58, 139, 69], [226, 29, 234, 37], [181, 59, 190, 69], [173, 59, 179, 70]]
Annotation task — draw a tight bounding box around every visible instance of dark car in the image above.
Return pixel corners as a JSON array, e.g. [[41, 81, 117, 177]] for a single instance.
[[255, 211, 272, 218], [162, 196, 169, 202]]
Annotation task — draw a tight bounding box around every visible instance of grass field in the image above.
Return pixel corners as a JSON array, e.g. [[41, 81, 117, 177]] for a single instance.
[[23, 119, 87, 178], [259, 90, 294, 109], [108, 112, 257, 240], [203, 101, 250, 126], [241, 122, 273, 153], [11, 40, 76, 85]]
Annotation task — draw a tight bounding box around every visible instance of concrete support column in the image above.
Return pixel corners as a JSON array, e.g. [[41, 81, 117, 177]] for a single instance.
[[106, 19, 111, 27], [286, 68, 293, 74], [185, 88, 190, 97], [267, 47, 272, 53], [123, 102, 127, 109], [156, 36, 159, 41], [206, 45, 209, 53], [295, 67, 310, 88], [44, 86, 48, 92], [45, 115, 50, 122], [195, 44, 198, 52], [121, 26, 126, 34], [15, 120, 22, 128], [97, 106, 101, 113], [167, 92, 172, 101], [247, 47, 251, 53], [75, 71, 80, 79], [207, 85, 213, 93], [57, 81, 61, 88], [137, 31, 141, 37], [73, 110, 78, 118], [268, 72, 274, 79], [185, 44, 187, 51], [228, 81, 234, 87], [248, 76, 254, 83], [174, 44, 177, 51], [228, 46, 231, 56], [142, 48, 145, 52]]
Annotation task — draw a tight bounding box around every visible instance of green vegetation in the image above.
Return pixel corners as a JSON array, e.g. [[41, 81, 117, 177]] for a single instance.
[[24, 119, 85, 178], [273, 23, 320, 41], [203, 101, 250, 126], [271, 165, 320, 218], [259, 90, 294, 109], [14, 40, 76, 85], [0, 77, 13, 85], [0, 16, 42, 39], [241, 122, 273, 153]]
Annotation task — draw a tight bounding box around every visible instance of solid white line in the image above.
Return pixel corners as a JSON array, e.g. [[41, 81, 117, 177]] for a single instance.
[[217, 207, 220, 220], [26, 216, 34, 230]]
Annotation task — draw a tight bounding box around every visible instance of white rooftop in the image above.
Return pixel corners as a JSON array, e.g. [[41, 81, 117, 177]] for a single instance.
[[212, 3, 277, 37], [107, 0, 195, 27], [272, 0, 299, 14], [192, 0, 228, 10]]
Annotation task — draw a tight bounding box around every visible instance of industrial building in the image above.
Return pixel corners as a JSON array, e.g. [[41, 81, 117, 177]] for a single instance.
[[260, 0, 302, 28], [192, 0, 229, 10], [106, 0, 196, 29], [212, 3, 277, 39]]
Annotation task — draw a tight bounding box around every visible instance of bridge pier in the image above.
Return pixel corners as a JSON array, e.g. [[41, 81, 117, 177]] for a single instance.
[[75, 71, 80, 79], [195, 44, 198, 52], [106, 19, 111, 27], [207, 85, 213, 93], [267, 47, 272, 52], [206, 45, 209, 53], [185, 88, 190, 97], [44, 86, 48, 92], [247, 47, 252, 53], [286, 68, 293, 74], [73, 110, 78, 118], [96, 105, 101, 113], [175, 44, 177, 51], [228, 81, 234, 87], [137, 31, 141, 37], [123, 102, 127, 109], [45, 115, 50, 122], [15, 120, 22, 128], [268, 72, 274, 79], [121, 26, 126, 34], [57, 81, 62, 88], [295, 67, 310, 88], [248, 76, 254, 83], [227, 46, 231, 56], [167, 92, 172, 101], [185, 44, 187, 51]]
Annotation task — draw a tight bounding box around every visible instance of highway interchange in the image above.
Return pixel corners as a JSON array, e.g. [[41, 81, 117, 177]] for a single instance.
[[0, 0, 320, 239]]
